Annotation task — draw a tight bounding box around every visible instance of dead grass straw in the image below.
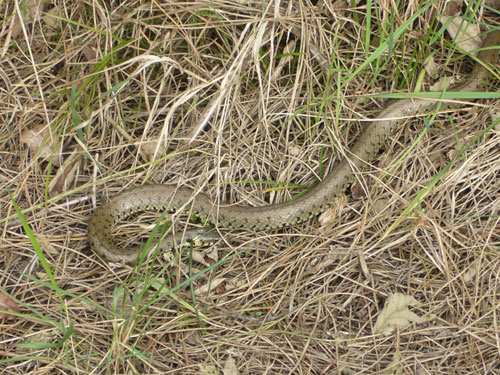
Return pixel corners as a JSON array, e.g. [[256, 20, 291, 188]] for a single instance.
[[1, 0, 499, 374]]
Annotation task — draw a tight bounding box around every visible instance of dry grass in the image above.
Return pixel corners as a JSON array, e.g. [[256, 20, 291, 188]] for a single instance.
[[1, 0, 499, 374]]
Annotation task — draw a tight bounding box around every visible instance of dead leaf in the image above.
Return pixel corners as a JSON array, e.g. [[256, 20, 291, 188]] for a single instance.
[[141, 140, 168, 162], [373, 293, 430, 336], [82, 46, 97, 61], [49, 149, 83, 194], [351, 181, 366, 199], [429, 76, 456, 92], [13, 0, 45, 38], [463, 259, 481, 283], [43, 6, 62, 29], [444, 0, 462, 16], [21, 124, 62, 166], [371, 198, 390, 217], [223, 357, 239, 375], [194, 278, 226, 296], [81, 299, 98, 313], [0, 292, 20, 320], [319, 194, 347, 226], [288, 145, 302, 157], [199, 364, 218, 375], [438, 5, 481, 53], [225, 277, 247, 291], [37, 234, 58, 256], [17, 330, 57, 354], [424, 57, 440, 79]]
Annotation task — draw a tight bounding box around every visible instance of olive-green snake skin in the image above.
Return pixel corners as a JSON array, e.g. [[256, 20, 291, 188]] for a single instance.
[[89, 31, 500, 263]]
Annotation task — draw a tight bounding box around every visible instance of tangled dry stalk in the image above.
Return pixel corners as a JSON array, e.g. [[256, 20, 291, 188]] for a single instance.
[[1, 0, 499, 374]]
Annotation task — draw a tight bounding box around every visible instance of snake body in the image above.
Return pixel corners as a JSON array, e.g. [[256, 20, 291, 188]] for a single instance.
[[89, 31, 500, 263]]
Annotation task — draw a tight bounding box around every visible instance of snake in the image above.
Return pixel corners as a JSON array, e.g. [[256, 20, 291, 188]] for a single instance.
[[89, 30, 500, 263]]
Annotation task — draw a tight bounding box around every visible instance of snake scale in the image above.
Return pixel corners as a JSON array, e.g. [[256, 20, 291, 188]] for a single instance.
[[89, 30, 500, 263]]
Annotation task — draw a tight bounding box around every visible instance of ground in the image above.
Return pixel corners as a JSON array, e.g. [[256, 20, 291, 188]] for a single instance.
[[1, 0, 499, 374]]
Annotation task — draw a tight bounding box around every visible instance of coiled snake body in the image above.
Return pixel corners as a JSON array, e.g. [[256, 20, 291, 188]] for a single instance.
[[89, 31, 500, 263]]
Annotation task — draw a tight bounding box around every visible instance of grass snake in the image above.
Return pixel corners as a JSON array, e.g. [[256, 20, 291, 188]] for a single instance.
[[89, 31, 500, 263]]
